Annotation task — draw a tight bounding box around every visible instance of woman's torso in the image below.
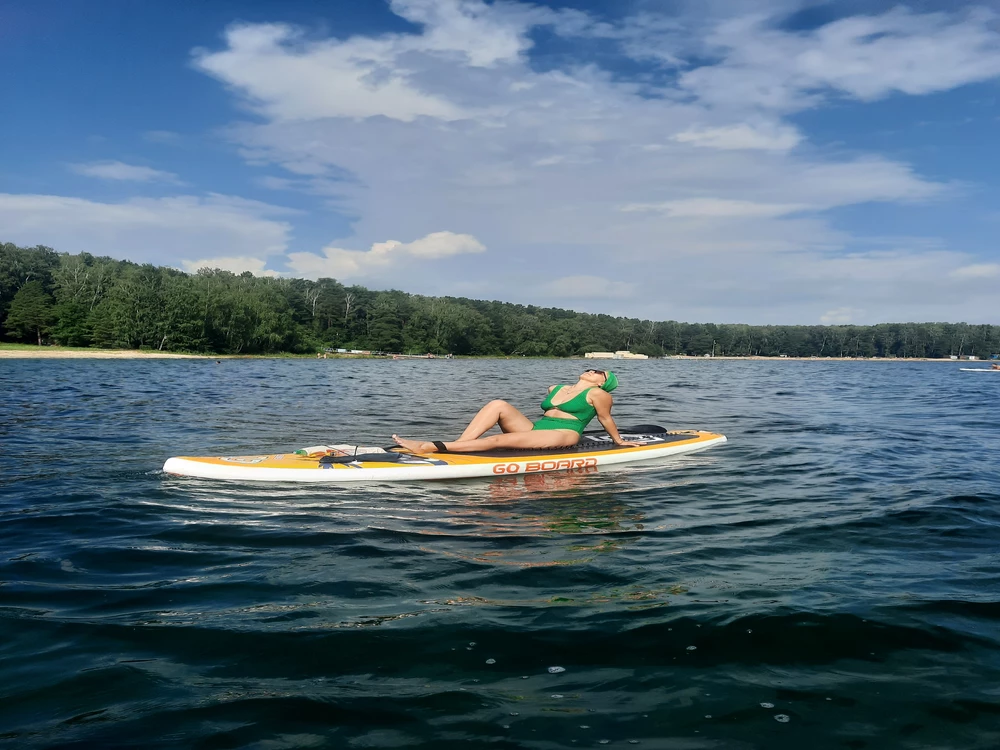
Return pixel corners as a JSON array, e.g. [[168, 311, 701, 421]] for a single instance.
[[540, 385, 598, 426]]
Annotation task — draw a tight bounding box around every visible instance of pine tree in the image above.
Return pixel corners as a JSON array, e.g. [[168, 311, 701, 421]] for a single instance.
[[4, 281, 55, 345]]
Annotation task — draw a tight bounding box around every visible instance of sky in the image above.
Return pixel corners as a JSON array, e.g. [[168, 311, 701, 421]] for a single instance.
[[2, 0, 999, 325]]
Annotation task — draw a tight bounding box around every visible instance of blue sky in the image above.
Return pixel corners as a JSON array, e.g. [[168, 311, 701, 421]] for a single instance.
[[2, 0, 999, 324]]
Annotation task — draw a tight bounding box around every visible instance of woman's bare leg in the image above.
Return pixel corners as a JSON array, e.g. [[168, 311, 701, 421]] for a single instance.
[[455, 399, 534, 441], [392, 429, 579, 454]]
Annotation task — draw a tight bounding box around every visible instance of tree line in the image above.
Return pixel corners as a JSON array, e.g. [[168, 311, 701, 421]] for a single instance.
[[1, 242, 998, 358]]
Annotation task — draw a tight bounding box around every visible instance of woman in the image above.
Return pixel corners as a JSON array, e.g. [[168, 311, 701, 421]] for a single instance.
[[392, 369, 641, 454]]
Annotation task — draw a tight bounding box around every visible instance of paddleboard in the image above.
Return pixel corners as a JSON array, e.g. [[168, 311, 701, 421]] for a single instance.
[[162, 425, 727, 483], [960, 368, 1000, 372]]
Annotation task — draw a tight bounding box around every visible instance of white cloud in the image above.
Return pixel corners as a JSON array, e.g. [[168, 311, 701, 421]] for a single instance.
[[194, 22, 466, 122], [285, 230, 484, 279], [70, 160, 181, 183], [681, 8, 1000, 111], [404, 230, 485, 258], [0, 193, 292, 269], [540, 275, 636, 300], [178, 1, 1000, 322], [179, 256, 281, 276], [950, 263, 1000, 279], [389, 0, 536, 67], [671, 122, 802, 151]]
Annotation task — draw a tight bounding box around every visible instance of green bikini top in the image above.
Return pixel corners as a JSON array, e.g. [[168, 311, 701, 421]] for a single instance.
[[540, 385, 598, 427]]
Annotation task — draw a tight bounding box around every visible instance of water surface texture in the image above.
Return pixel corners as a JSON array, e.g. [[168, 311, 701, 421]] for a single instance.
[[1, 359, 999, 749]]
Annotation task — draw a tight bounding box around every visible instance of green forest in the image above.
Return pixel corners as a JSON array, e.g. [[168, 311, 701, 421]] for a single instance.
[[2, 242, 998, 359]]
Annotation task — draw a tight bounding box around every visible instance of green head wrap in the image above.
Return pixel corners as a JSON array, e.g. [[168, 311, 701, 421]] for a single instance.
[[601, 371, 618, 392]]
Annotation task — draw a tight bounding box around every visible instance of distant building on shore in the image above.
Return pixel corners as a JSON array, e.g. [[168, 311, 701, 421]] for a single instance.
[[322, 348, 371, 356], [585, 350, 649, 360]]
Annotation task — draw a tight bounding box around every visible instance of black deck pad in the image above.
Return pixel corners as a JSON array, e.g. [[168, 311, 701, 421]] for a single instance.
[[320, 452, 406, 464], [399, 425, 696, 459]]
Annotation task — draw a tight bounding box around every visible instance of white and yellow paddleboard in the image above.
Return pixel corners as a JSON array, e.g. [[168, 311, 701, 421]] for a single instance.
[[162, 425, 727, 483]]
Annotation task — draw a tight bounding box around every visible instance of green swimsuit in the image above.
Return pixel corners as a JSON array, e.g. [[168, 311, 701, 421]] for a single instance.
[[533, 385, 598, 434]]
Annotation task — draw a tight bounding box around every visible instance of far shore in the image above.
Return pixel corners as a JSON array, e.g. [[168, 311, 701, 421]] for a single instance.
[[0, 346, 990, 363], [0, 347, 218, 359]]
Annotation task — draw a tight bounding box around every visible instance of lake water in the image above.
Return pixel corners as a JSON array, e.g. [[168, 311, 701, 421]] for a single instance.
[[1, 358, 999, 749]]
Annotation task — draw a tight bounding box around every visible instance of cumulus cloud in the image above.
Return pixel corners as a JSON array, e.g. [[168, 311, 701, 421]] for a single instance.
[[389, 0, 538, 67], [404, 230, 486, 258], [179, 0, 1000, 321], [0, 193, 293, 270], [193, 22, 465, 122], [286, 230, 485, 279], [69, 160, 181, 183], [192, 0, 565, 125], [680, 7, 1000, 111], [179, 256, 281, 276]]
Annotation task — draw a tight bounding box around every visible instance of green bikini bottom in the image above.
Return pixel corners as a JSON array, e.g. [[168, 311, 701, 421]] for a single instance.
[[532, 416, 585, 434]]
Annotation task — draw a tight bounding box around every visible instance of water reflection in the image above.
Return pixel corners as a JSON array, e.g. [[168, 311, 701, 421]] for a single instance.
[[410, 471, 646, 572], [450, 469, 644, 534], [488, 467, 602, 500]]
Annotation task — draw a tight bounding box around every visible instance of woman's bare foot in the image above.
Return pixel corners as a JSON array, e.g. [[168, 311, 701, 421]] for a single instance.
[[392, 434, 435, 453]]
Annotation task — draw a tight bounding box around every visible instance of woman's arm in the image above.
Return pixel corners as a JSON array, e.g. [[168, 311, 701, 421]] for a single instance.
[[589, 390, 641, 447]]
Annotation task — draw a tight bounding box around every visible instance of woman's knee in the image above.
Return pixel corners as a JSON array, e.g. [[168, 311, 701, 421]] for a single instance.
[[487, 399, 512, 410]]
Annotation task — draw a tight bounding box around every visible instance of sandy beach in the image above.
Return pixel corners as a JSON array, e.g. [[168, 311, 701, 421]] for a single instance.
[[0, 348, 215, 359]]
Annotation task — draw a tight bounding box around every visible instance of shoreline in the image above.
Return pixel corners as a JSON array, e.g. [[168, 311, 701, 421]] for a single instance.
[[0, 347, 989, 363], [0, 348, 217, 359]]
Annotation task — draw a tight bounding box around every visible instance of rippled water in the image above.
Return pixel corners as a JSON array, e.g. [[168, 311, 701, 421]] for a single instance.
[[1, 358, 999, 749]]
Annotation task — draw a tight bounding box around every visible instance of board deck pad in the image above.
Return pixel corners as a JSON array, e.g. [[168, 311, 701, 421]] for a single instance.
[[439, 425, 696, 458], [163, 425, 727, 483]]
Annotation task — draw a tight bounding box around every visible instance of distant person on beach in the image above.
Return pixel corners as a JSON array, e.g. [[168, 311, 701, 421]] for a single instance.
[[392, 369, 641, 453]]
